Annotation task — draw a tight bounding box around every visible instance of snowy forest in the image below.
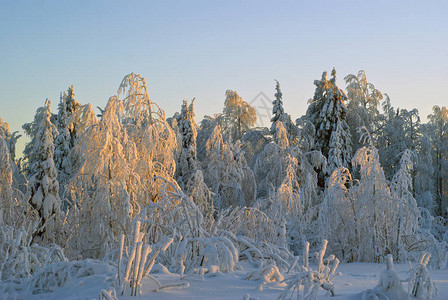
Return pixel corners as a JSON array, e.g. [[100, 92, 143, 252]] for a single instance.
[[0, 70, 447, 299]]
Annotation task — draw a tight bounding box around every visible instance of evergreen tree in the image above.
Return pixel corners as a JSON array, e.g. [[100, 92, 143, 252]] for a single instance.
[[306, 68, 352, 186], [271, 80, 299, 146], [175, 99, 213, 216], [28, 99, 61, 242], [271, 80, 284, 131], [176, 99, 198, 183], [22, 106, 45, 176], [53, 93, 71, 198]]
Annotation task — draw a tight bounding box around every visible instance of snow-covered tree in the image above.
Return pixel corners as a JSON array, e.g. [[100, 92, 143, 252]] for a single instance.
[[270, 80, 299, 146], [22, 106, 44, 176], [28, 99, 61, 243], [204, 125, 256, 209], [321, 128, 397, 262], [0, 136, 12, 225], [271, 80, 285, 131], [175, 99, 213, 216], [52, 86, 81, 195], [427, 106, 448, 215], [349, 129, 395, 262], [344, 70, 383, 151], [67, 73, 177, 258], [176, 99, 198, 185], [0, 135, 31, 229], [273, 121, 289, 150], [197, 114, 221, 161], [67, 96, 134, 258], [0, 117, 10, 139], [415, 129, 437, 213], [345, 70, 382, 118], [0, 117, 26, 193], [305, 68, 352, 186], [222, 90, 257, 142], [390, 149, 420, 259], [377, 107, 421, 182], [118, 72, 177, 201], [53, 93, 72, 199], [255, 153, 304, 253]]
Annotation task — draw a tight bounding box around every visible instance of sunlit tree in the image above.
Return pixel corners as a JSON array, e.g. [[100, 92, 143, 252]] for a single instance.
[[223, 90, 257, 142]]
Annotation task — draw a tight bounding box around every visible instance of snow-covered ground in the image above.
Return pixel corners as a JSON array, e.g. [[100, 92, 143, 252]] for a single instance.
[[20, 261, 447, 300], [121, 262, 447, 300]]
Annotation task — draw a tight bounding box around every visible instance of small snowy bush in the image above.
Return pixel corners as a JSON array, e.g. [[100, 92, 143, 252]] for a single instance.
[[279, 240, 340, 300], [408, 253, 438, 300], [0, 225, 66, 281], [363, 253, 438, 300]]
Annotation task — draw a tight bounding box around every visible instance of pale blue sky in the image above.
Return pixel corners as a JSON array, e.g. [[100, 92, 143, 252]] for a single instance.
[[0, 0, 447, 155]]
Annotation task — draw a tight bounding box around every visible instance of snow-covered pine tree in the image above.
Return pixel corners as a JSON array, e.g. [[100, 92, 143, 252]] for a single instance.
[[270, 80, 299, 146], [176, 99, 198, 185], [54, 86, 80, 163], [305, 68, 352, 187], [327, 119, 351, 178], [175, 99, 213, 216], [271, 80, 285, 132], [64, 85, 81, 118], [28, 99, 61, 243], [22, 106, 44, 176], [53, 93, 72, 199]]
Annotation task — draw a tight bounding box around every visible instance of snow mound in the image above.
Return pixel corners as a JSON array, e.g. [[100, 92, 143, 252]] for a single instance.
[[0, 259, 118, 300]]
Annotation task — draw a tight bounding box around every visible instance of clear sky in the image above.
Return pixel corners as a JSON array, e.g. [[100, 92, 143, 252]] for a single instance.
[[0, 0, 447, 155]]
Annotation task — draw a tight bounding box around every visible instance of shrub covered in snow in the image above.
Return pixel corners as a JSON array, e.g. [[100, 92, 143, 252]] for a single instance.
[[279, 240, 340, 300]]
